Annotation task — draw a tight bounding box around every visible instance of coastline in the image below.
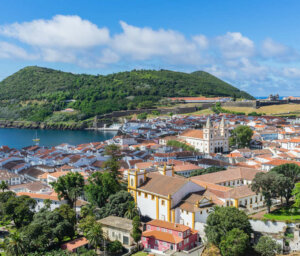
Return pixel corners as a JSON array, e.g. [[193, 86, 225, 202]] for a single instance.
[[0, 120, 90, 130]]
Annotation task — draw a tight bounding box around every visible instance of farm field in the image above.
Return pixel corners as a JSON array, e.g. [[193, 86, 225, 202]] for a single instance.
[[223, 104, 300, 116]]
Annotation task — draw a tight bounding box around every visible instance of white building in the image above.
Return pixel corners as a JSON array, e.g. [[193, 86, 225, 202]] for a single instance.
[[179, 116, 229, 154]]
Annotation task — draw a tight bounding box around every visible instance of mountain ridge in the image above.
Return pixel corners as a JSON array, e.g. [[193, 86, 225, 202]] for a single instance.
[[0, 66, 254, 122]]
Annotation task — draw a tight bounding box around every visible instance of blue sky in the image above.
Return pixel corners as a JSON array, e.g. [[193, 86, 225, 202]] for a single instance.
[[0, 0, 300, 96]]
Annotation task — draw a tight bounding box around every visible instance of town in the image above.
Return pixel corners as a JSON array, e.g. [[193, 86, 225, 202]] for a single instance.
[[0, 111, 299, 256]]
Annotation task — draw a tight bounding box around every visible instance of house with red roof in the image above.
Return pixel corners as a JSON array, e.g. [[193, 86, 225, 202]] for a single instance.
[[142, 220, 198, 253]]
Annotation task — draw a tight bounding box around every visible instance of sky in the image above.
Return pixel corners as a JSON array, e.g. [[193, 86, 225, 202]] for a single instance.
[[0, 0, 300, 96]]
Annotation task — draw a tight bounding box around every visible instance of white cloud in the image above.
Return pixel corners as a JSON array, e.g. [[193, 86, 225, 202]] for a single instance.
[[0, 15, 110, 48], [282, 67, 300, 78], [0, 41, 36, 60], [261, 38, 299, 61], [192, 35, 209, 49], [215, 32, 255, 59], [111, 21, 197, 61], [262, 38, 288, 57]]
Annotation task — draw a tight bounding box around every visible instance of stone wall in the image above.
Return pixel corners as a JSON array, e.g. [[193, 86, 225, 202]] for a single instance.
[[221, 101, 257, 108]]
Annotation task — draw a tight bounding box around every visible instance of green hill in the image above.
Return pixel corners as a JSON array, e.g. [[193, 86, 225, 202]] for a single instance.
[[0, 66, 254, 122]]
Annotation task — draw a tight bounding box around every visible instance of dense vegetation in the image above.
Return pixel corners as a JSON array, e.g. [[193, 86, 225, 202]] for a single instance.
[[0, 66, 254, 122], [0, 145, 140, 255]]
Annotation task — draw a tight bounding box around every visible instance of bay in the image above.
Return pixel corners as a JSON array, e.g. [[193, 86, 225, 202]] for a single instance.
[[0, 128, 117, 149]]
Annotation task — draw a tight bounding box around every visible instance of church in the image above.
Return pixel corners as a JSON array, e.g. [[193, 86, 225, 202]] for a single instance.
[[179, 116, 229, 154]]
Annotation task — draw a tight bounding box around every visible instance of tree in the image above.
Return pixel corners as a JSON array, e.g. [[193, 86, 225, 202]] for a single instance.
[[219, 228, 249, 256], [86, 223, 103, 253], [124, 201, 139, 220], [78, 215, 97, 236], [4, 231, 26, 256], [103, 144, 122, 179], [107, 240, 123, 254], [51, 172, 84, 208], [85, 171, 120, 208], [96, 191, 135, 219], [271, 163, 300, 205], [254, 236, 281, 256], [274, 174, 294, 206], [137, 112, 148, 120], [229, 125, 253, 148], [43, 199, 52, 210], [54, 204, 76, 227], [202, 243, 221, 256], [292, 182, 300, 207], [80, 204, 96, 218], [251, 172, 278, 213], [3, 195, 36, 228], [21, 209, 75, 252], [131, 215, 142, 249], [271, 163, 300, 183], [0, 181, 8, 192], [205, 206, 252, 246]]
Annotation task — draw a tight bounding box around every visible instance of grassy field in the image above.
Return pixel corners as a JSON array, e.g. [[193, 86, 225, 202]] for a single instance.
[[223, 104, 300, 116], [184, 108, 214, 116], [264, 206, 300, 222], [132, 252, 148, 256]]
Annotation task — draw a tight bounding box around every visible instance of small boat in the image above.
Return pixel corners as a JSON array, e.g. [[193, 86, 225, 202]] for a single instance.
[[32, 131, 40, 144]]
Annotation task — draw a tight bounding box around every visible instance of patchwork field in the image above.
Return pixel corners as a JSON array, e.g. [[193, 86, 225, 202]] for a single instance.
[[223, 104, 300, 116]]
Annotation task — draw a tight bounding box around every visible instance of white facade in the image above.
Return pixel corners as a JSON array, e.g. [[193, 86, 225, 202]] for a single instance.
[[180, 117, 229, 154]]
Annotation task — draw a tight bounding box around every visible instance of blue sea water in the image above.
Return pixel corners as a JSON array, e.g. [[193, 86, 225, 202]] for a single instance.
[[0, 128, 116, 149]]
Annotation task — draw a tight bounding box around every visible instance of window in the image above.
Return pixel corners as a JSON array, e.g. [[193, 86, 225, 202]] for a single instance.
[[169, 230, 172, 234], [123, 236, 129, 245], [138, 191, 141, 196], [156, 227, 160, 231], [147, 225, 151, 230], [142, 237, 146, 241], [161, 200, 165, 206], [250, 198, 253, 204], [144, 193, 148, 198], [178, 232, 182, 237], [130, 179, 134, 186], [151, 195, 155, 200], [187, 230, 190, 235], [155, 240, 158, 245], [226, 201, 229, 206], [255, 197, 258, 203]]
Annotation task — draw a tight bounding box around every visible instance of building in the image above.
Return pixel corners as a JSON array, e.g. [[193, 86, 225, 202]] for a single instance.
[[127, 166, 206, 224], [61, 237, 89, 253], [142, 219, 199, 253], [98, 216, 134, 246], [0, 169, 22, 186], [179, 117, 229, 154], [128, 166, 265, 236], [16, 192, 88, 213]]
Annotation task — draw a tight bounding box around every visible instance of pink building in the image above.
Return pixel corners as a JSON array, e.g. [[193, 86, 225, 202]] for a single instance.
[[141, 220, 198, 253]]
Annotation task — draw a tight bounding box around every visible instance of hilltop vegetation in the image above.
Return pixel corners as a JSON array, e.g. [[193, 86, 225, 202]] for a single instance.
[[0, 66, 254, 122]]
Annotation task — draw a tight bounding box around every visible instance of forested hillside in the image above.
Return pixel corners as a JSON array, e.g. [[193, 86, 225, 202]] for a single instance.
[[0, 66, 254, 122]]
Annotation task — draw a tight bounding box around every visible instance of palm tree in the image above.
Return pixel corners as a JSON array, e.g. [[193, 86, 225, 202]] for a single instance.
[[124, 201, 138, 219], [4, 232, 26, 256], [87, 223, 103, 255], [0, 181, 8, 192]]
